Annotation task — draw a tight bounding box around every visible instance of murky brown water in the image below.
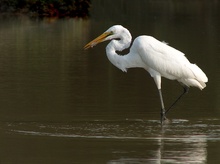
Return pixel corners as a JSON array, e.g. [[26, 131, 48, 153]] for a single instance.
[[0, 0, 220, 163], [1, 118, 220, 163]]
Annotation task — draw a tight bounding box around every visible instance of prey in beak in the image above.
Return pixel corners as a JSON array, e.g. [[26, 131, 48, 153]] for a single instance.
[[84, 31, 113, 50]]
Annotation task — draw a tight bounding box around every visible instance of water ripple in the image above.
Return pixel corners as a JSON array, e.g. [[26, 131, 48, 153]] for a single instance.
[[2, 118, 220, 141]]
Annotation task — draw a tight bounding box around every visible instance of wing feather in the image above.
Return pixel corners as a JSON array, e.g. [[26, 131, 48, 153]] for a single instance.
[[134, 36, 199, 80]]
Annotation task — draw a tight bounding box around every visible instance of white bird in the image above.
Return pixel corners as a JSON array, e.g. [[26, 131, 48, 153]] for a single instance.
[[84, 25, 208, 124]]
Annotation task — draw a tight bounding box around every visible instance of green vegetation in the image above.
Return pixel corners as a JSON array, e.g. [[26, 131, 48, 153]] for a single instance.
[[0, 0, 90, 18]]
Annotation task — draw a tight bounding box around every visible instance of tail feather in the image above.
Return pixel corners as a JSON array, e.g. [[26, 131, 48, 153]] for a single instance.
[[198, 80, 206, 89], [180, 78, 206, 90], [182, 64, 208, 90], [188, 64, 208, 83]]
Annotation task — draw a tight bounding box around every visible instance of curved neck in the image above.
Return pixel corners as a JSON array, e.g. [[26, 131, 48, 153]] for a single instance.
[[106, 32, 132, 72]]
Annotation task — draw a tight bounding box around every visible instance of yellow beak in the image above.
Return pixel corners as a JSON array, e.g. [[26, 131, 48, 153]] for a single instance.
[[84, 32, 112, 50]]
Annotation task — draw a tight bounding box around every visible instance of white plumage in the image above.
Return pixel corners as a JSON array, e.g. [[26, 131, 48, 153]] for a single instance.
[[84, 25, 208, 124]]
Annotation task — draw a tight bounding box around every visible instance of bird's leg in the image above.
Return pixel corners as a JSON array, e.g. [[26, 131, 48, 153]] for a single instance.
[[154, 76, 168, 124], [158, 89, 167, 124], [165, 86, 189, 115]]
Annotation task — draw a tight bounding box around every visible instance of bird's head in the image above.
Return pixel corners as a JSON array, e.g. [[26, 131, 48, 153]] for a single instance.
[[84, 25, 127, 50]]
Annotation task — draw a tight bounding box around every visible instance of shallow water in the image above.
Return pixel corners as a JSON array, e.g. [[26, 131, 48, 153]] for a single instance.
[[0, 0, 220, 163], [1, 118, 220, 163]]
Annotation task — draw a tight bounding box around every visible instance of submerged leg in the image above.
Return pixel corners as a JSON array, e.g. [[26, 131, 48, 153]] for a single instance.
[[165, 86, 189, 115], [158, 89, 167, 124]]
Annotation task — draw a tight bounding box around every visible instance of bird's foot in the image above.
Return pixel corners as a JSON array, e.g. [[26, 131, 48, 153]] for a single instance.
[[161, 112, 170, 125]]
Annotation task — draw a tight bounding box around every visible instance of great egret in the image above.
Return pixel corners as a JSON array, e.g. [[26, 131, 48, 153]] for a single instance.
[[84, 25, 208, 124]]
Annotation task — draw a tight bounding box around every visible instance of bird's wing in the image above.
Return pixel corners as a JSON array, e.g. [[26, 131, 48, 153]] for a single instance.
[[134, 36, 195, 80]]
